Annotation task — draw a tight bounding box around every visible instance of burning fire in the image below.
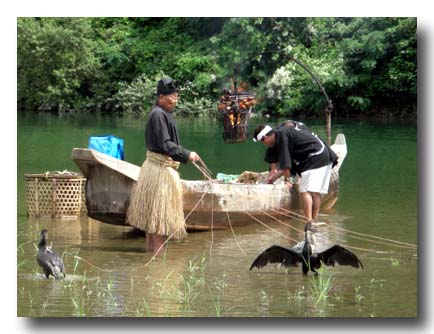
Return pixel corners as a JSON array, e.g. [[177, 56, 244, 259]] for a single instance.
[[218, 88, 256, 127]]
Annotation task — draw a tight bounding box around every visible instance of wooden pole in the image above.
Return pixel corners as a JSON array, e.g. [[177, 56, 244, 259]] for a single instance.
[[288, 56, 333, 145], [325, 101, 333, 146], [245, 51, 334, 145]]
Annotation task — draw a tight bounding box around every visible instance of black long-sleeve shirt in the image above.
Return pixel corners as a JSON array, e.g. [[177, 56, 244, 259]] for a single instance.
[[270, 127, 338, 175], [145, 105, 191, 163]]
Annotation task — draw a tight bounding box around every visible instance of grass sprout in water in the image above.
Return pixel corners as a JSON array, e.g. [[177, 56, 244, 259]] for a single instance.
[[135, 297, 152, 317], [309, 269, 332, 305], [390, 258, 400, 267], [207, 273, 227, 317]]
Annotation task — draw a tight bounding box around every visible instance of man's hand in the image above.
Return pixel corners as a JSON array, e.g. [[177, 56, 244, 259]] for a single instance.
[[286, 181, 293, 192], [189, 152, 200, 162]]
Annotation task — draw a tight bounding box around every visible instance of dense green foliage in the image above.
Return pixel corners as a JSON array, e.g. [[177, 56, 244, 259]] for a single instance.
[[17, 17, 416, 118]]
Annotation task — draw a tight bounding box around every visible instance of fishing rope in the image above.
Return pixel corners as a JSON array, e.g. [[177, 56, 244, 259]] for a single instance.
[[274, 209, 415, 250], [209, 181, 214, 257], [263, 210, 393, 253], [198, 158, 213, 178], [272, 208, 310, 223], [327, 223, 417, 249], [192, 162, 212, 180], [332, 228, 416, 250], [243, 212, 297, 242], [192, 157, 215, 257], [144, 182, 212, 267], [252, 210, 398, 254], [73, 255, 114, 272], [193, 158, 215, 257], [262, 211, 305, 234], [277, 207, 417, 249], [192, 158, 213, 180], [226, 211, 247, 256], [337, 244, 394, 254], [143, 156, 215, 267]]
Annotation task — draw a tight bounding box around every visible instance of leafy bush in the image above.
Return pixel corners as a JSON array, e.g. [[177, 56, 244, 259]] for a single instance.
[[111, 73, 159, 115], [112, 73, 216, 116]]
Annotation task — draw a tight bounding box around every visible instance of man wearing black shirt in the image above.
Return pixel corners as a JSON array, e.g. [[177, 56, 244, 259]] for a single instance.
[[253, 124, 337, 221], [263, 120, 308, 183], [127, 77, 200, 253]]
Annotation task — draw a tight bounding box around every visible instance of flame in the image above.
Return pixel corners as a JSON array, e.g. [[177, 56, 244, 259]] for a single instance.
[[230, 81, 249, 93], [228, 113, 235, 126]]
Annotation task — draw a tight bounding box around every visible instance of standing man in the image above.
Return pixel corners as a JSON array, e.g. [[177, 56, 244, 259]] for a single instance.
[[127, 77, 200, 254], [253, 124, 338, 221]]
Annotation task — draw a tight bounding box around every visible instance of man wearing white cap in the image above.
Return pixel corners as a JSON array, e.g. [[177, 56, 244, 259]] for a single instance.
[[253, 124, 338, 221]]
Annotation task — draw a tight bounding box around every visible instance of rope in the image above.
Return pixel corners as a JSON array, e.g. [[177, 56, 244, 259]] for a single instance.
[[326, 223, 417, 249], [209, 181, 214, 257], [260, 211, 303, 242], [192, 158, 213, 180], [143, 170, 218, 267], [275, 208, 415, 250], [249, 211, 397, 254], [73, 255, 113, 272], [261, 211, 400, 253], [244, 208, 414, 254], [276, 207, 417, 250], [337, 244, 394, 254], [263, 211, 305, 234], [226, 211, 247, 256], [243, 212, 296, 242], [191, 157, 215, 256], [277, 207, 310, 221], [198, 158, 213, 178]]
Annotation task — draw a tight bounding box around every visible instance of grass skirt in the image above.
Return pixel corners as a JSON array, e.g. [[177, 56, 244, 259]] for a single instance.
[[126, 151, 187, 240]]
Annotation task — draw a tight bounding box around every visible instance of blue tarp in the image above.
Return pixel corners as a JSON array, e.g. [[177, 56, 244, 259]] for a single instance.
[[88, 135, 124, 160]]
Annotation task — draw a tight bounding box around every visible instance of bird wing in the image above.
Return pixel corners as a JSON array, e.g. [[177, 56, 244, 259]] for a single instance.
[[250, 245, 302, 270], [45, 248, 66, 277], [317, 245, 364, 269]]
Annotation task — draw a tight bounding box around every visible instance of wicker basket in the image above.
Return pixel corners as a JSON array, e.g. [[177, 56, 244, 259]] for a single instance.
[[25, 172, 87, 218]]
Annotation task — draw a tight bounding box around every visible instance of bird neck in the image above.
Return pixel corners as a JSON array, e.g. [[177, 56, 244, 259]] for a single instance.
[[304, 230, 313, 254], [38, 236, 47, 248], [304, 231, 311, 246]]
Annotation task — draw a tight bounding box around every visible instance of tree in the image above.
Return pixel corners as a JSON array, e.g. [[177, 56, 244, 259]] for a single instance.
[[18, 18, 102, 113]]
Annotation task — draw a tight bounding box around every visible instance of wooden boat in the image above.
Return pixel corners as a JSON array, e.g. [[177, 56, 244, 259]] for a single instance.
[[72, 134, 347, 230]]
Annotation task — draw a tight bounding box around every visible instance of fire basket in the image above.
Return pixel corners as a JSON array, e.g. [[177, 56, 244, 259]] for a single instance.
[[218, 88, 256, 144]]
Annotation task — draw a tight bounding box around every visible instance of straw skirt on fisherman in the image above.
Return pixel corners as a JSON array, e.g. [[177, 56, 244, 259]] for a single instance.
[[126, 77, 200, 253], [128, 151, 186, 240]]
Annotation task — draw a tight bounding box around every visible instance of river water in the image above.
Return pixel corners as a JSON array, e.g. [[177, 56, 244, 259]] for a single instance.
[[17, 112, 417, 317]]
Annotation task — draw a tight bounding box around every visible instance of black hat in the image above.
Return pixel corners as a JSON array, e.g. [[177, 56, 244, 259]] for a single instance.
[[157, 77, 179, 96]]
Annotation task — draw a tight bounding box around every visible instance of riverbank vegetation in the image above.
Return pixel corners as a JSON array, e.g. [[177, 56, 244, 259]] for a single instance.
[[17, 17, 416, 118]]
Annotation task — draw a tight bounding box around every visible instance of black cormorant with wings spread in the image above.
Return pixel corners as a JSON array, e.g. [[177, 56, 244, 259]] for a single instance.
[[250, 223, 363, 275]]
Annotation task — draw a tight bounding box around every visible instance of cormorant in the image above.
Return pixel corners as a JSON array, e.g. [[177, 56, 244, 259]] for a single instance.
[[36, 229, 65, 279], [250, 222, 363, 275]]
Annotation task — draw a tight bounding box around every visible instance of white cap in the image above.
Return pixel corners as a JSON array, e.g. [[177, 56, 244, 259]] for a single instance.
[[253, 125, 272, 142]]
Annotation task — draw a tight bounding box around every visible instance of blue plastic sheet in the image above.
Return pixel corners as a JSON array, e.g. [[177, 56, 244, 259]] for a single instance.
[[88, 135, 124, 160]]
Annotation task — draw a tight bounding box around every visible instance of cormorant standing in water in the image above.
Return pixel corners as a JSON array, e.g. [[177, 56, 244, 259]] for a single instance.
[[36, 229, 65, 279], [250, 222, 363, 275]]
